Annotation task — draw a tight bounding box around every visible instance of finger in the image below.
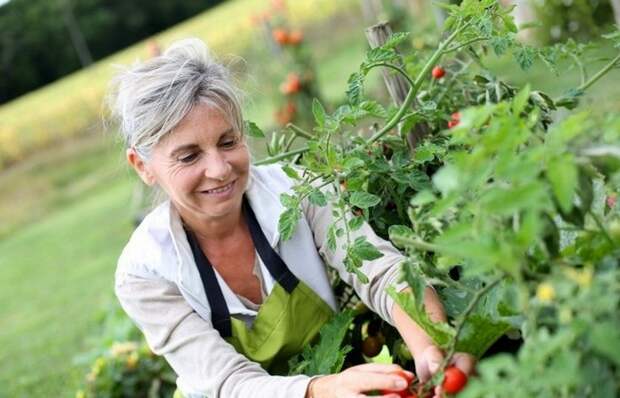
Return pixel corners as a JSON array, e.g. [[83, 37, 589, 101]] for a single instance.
[[424, 345, 444, 375], [343, 370, 409, 393], [349, 363, 404, 374], [451, 352, 476, 375]]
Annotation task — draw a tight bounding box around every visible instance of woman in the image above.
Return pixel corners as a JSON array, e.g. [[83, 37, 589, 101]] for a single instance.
[[111, 38, 474, 398]]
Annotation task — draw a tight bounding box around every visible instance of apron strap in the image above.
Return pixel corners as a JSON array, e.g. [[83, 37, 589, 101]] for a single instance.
[[185, 227, 233, 337], [183, 196, 300, 338], [242, 197, 299, 294]]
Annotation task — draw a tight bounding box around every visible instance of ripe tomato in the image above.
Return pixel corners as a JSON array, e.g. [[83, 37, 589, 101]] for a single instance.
[[288, 30, 304, 45], [272, 28, 289, 45], [442, 366, 467, 394], [447, 120, 459, 128], [380, 370, 415, 397], [431, 66, 446, 79], [450, 112, 461, 121], [280, 73, 302, 95]]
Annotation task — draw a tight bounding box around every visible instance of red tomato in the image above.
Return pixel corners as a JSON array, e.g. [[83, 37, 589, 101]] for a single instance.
[[431, 66, 446, 79], [380, 370, 415, 397], [272, 28, 289, 45], [447, 120, 459, 128], [442, 366, 467, 394], [450, 112, 461, 121], [288, 30, 304, 45]]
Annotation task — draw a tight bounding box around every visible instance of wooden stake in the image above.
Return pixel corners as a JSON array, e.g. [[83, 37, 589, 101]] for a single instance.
[[365, 21, 429, 150]]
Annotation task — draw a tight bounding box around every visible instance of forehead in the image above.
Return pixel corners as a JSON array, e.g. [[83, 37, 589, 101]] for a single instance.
[[160, 103, 235, 148]]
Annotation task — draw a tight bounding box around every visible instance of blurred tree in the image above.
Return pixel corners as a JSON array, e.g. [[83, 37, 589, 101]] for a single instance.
[[0, 0, 222, 104]]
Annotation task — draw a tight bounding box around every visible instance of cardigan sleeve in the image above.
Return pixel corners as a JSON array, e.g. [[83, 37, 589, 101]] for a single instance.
[[114, 268, 312, 398], [301, 192, 409, 326]]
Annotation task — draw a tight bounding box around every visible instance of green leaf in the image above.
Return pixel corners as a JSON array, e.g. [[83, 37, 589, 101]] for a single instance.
[[288, 310, 355, 376], [278, 207, 301, 241], [348, 215, 364, 231], [327, 224, 337, 251], [308, 189, 327, 207], [312, 98, 327, 129], [281, 164, 300, 180], [433, 164, 460, 196], [349, 191, 381, 209], [346, 72, 365, 105], [480, 181, 548, 216], [351, 236, 383, 261], [388, 225, 416, 249], [244, 120, 265, 138], [547, 154, 578, 214], [590, 321, 620, 366], [512, 84, 530, 115], [359, 100, 388, 118], [388, 287, 455, 349], [383, 32, 410, 49]]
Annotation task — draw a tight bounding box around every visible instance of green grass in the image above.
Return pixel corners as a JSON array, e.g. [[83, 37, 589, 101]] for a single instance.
[[0, 174, 135, 397]]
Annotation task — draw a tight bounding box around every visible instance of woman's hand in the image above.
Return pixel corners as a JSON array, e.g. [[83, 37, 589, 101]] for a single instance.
[[414, 346, 475, 383], [306, 363, 414, 398], [414, 345, 475, 397]]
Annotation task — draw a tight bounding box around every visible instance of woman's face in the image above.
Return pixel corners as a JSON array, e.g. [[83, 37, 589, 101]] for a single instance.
[[133, 102, 250, 224]]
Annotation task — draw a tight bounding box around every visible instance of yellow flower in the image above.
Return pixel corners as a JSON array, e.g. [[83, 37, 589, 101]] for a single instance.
[[75, 390, 86, 398], [92, 357, 106, 376], [126, 352, 139, 370], [536, 282, 555, 302], [564, 267, 593, 288], [111, 341, 139, 358]]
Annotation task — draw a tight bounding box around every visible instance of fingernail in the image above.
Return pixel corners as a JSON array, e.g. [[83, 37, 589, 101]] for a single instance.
[[393, 378, 408, 389], [429, 361, 440, 373]]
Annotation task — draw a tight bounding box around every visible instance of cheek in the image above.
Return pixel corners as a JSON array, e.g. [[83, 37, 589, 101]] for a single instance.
[[230, 147, 251, 173]]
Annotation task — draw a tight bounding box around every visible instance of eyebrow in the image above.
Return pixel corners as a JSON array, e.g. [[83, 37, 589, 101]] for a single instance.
[[168, 127, 236, 157]]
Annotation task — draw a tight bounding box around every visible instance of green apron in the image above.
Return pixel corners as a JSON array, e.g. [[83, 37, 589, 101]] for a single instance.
[[175, 197, 334, 396]]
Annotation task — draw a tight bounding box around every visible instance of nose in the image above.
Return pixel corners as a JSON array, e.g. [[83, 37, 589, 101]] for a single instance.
[[203, 150, 232, 181]]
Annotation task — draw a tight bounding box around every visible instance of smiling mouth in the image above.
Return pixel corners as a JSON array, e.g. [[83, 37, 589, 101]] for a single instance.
[[200, 180, 235, 195]]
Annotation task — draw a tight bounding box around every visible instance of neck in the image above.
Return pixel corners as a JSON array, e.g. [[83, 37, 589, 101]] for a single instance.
[[178, 206, 244, 242]]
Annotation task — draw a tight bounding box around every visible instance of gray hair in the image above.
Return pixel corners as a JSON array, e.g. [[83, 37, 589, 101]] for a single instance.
[[108, 38, 244, 160]]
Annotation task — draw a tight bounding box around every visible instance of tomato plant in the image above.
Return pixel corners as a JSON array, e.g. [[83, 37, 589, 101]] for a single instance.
[[251, 1, 620, 396]]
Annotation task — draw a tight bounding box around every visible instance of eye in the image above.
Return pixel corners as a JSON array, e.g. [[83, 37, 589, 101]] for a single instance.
[[220, 136, 239, 148], [177, 152, 199, 163]]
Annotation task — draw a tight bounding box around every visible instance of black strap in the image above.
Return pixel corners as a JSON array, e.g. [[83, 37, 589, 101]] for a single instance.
[[185, 227, 233, 337], [242, 198, 299, 293], [184, 196, 299, 338]]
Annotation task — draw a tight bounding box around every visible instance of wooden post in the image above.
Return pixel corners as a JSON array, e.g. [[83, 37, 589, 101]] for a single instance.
[[610, 0, 620, 26], [365, 22, 429, 150]]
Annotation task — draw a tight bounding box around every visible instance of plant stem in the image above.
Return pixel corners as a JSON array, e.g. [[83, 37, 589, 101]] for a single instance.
[[589, 210, 617, 247], [390, 235, 441, 252], [366, 21, 472, 146], [286, 123, 314, 140], [254, 146, 309, 165], [367, 62, 416, 87], [443, 37, 487, 54], [441, 275, 504, 367], [577, 52, 620, 92]]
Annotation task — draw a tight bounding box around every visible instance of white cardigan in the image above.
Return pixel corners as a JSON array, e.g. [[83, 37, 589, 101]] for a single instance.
[[114, 164, 407, 398]]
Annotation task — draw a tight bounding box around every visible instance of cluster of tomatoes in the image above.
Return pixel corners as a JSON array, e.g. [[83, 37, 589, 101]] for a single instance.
[[447, 112, 460, 129], [272, 28, 304, 46], [378, 367, 468, 397], [279, 72, 302, 95]]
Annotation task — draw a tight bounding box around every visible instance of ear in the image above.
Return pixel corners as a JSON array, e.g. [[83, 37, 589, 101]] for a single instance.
[[126, 148, 156, 186]]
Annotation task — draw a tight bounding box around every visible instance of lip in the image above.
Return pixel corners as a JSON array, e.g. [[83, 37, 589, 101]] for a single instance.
[[198, 179, 236, 195]]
